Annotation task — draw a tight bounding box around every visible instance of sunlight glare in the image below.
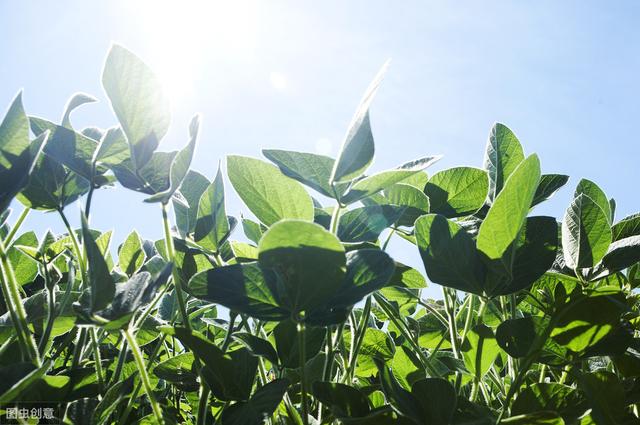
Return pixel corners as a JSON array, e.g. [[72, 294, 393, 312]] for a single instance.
[[123, 0, 259, 106]]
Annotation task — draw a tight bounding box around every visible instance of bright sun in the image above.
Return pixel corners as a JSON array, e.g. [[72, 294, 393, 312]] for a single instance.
[[123, 0, 260, 105]]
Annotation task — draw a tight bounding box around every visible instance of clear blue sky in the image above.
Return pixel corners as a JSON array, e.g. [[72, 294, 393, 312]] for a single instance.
[[2, 1, 638, 298]]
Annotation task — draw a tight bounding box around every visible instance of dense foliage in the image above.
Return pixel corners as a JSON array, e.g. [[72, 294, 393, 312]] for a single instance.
[[1, 45, 639, 425]]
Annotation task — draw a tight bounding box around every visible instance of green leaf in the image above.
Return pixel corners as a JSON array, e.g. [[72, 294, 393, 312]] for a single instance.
[[411, 378, 457, 425], [532, 174, 569, 207], [578, 371, 630, 425], [338, 205, 405, 243], [227, 155, 314, 226], [341, 156, 442, 204], [94, 126, 130, 166], [262, 149, 348, 198], [562, 193, 612, 269], [311, 382, 371, 418], [388, 262, 427, 289], [591, 235, 640, 279], [0, 360, 52, 403], [232, 332, 279, 365], [575, 179, 612, 224], [512, 383, 586, 423], [477, 154, 541, 263], [81, 213, 115, 312], [258, 220, 345, 312], [374, 358, 423, 422], [488, 216, 558, 296], [496, 316, 549, 359], [460, 324, 500, 379], [330, 61, 389, 184], [194, 165, 230, 252], [145, 114, 199, 203], [118, 230, 145, 276], [241, 217, 266, 245], [611, 213, 640, 241], [273, 319, 325, 368], [383, 183, 430, 227], [354, 327, 395, 377], [153, 352, 198, 392], [500, 412, 564, 425], [173, 170, 210, 237], [424, 167, 489, 217], [61, 92, 97, 128], [0, 93, 48, 213], [102, 44, 170, 169], [415, 214, 485, 295], [187, 262, 288, 321], [483, 122, 525, 200], [161, 326, 257, 401], [220, 379, 290, 425]]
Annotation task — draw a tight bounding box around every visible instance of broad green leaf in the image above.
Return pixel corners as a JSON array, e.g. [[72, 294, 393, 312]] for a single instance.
[[424, 167, 489, 217], [173, 170, 210, 237], [578, 371, 630, 425], [551, 293, 626, 352], [401, 172, 429, 191], [241, 217, 265, 245], [187, 262, 288, 321], [532, 174, 569, 207], [611, 213, 640, 241], [0, 93, 48, 213], [110, 150, 176, 195], [30, 116, 110, 185], [227, 155, 313, 226], [341, 156, 442, 204], [263, 149, 348, 198], [311, 382, 371, 418], [512, 383, 586, 423], [81, 213, 115, 312], [562, 193, 612, 269], [488, 216, 558, 296], [477, 154, 541, 263], [483, 122, 525, 200], [161, 326, 257, 401], [590, 235, 640, 279], [387, 262, 427, 289], [500, 412, 564, 425], [232, 332, 279, 365], [384, 183, 430, 227], [460, 324, 500, 379], [0, 361, 52, 403], [496, 316, 549, 359], [354, 327, 395, 377], [145, 114, 199, 203], [153, 352, 198, 392], [194, 165, 230, 252], [411, 378, 457, 425], [94, 126, 130, 166], [330, 61, 389, 183], [273, 319, 325, 368], [415, 214, 485, 295], [220, 379, 290, 425], [102, 44, 170, 169], [258, 220, 345, 312], [338, 205, 405, 243], [575, 179, 612, 224], [375, 358, 424, 421], [118, 230, 145, 276]]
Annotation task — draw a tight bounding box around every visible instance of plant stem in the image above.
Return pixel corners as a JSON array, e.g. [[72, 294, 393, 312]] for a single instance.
[[161, 202, 190, 329], [442, 288, 460, 359], [2, 207, 30, 247], [329, 204, 342, 235], [0, 237, 40, 364], [346, 296, 372, 382], [123, 328, 164, 425], [297, 321, 309, 425], [38, 267, 56, 355], [90, 327, 105, 392], [58, 209, 87, 283]]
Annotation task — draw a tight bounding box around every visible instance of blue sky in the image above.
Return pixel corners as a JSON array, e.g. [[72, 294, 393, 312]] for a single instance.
[[1, 1, 638, 298]]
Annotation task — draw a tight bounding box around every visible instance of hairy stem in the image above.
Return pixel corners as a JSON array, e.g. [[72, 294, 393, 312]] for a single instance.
[[2, 207, 30, 247]]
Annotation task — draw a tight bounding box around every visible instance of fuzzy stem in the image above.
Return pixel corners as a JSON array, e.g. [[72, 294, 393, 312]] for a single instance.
[[297, 321, 309, 425], [2, 207, 30, 247], [123, 328, 164, 425], [161, 203, 190, 329]]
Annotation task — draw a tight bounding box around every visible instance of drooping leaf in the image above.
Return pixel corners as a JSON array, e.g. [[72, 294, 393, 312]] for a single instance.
[[227, 155, 314, 226], [424, 167, 489, 217], [611, 213, 640, 242], [102, 44, 171, 169], [221, 379, 290, 425], [311, 382, 371, 418], [61, 92, 97, 128], [484, 123, 525, 200], [232, 332, 279, 365], [562, 193, 612, 270], [145, 114, 200, 203], [415, 214, 485, 295], [81, 213, 115, 312]]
